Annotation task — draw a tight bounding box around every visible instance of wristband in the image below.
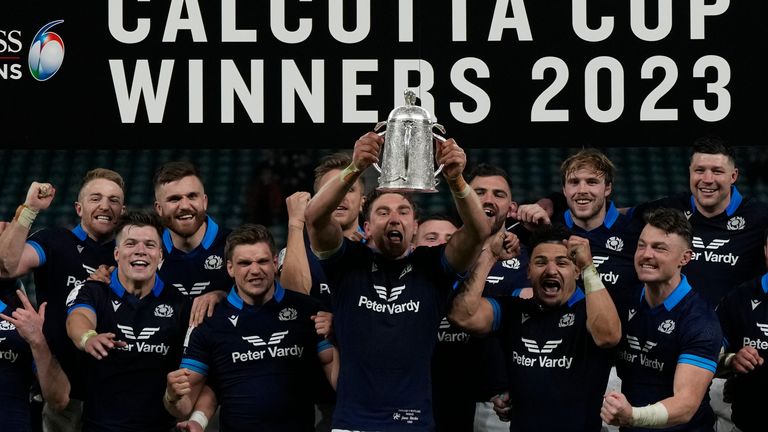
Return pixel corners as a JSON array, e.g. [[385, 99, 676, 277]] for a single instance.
[[582, 264, 606, 294], [723, 353, 736, 368], [339, 163, 361, 184], [14, 204, 38, 229], [163, 388, 179, 404], [79, 330, 98, 350], [189, 410, 209, 430], [447, 175, 471, 198], [631, 402, 669, 427]]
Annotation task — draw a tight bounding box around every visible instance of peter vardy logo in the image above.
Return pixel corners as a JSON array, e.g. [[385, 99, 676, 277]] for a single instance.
[[28, 20, 65, 81]]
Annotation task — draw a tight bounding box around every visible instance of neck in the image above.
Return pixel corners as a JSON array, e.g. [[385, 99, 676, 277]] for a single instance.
[[118, 273, 156, 299], [573, 208, 606, 232], [81, 224, 114, 245], [341, 221, 360, 238], [643, 274, 682, 307], [239, 284, 275, 306], [695, 198, 730, 218], [171, 220, 207, 253]]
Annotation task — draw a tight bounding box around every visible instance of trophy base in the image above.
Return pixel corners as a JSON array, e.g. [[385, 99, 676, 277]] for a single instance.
[[376, 185, 439, 193]]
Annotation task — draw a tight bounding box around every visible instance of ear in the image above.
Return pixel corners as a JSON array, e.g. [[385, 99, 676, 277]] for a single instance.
[[605, 182, 613, 198], [226, 260, 234, 278], [154, 201, 162, 216], [507, 201, 518, 218], [680, 248, 693, 267], [731, 167, 739, 185], [74, 201, 83, 218], [202, 193, 209, 211], [363, 221, 372, 236], [113, 245, 119, 262]]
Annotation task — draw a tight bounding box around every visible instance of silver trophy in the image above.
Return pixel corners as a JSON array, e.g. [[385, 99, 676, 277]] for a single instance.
[[373, 89, 446, 193]]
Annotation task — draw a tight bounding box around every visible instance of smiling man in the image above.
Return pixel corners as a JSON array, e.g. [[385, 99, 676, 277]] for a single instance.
[[66, 210, 189, 432], [305, 131, 489, 431], [0, 169, 126, 432], [602, 208, 722, 431]]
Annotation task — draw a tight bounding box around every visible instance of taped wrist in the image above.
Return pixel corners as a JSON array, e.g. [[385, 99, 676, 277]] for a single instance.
[[448, 176, 471, 199], [189, 410, 209, 430], [582, 264, 606, 294], [79, 330, 98, 350], [339, 163, 361, 185], [14, 204, 38, 229], [631, 402, 669, 427]]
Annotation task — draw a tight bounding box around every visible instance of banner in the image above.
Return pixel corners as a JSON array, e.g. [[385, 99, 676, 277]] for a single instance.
[[2, 0, 762, 149]]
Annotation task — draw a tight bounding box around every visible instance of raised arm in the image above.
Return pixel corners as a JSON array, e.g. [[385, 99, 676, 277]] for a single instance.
[[602, 363, 714, 428], [280, 191, 313, 294], [566, 235, 621, 348], [306, 132, 382, 256], [0, 182, 54, 277], [440, 139, 490, 272], [164, 368, 209, 419]]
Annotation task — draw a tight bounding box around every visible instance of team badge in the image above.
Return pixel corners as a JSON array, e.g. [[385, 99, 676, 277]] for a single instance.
[[605, 236, 624, 252], [204, 255, 223, 270], [0, 321, 16, 331], [726, 216, 746, 231], [558, 313, 575, 328], [501, 258, 521, 270], [154, 304, 174, 318], [658, 319, 676, 334], [278, 308, 298, 321]]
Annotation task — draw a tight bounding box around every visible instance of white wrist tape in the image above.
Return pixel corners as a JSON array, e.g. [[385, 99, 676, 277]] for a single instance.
[[582, 264, 606, 294], [631, 402, 669, 427], [189, 410, 209, 430], [15, 204, 38, 229]]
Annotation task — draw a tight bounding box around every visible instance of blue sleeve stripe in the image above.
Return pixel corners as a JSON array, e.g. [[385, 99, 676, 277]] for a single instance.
[[317, 339, 333, 353], [511, 288, 522, 298], [488, 298, 501, 331], [67, 304, 96, 315], [678, 354, 717, 373], [180, 358, 209, 376], [27, 241, 46, 266], [722, 337, 730, 351]]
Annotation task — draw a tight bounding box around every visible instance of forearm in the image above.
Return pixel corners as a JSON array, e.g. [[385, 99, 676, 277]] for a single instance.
[[30, 339, 70, 411], [280, 226, 312, 295], [66, 311, 96, 350], [306, 169, 358, 253], [583, 265, 621, 347], [449, 248, 496, 333], [444, 175, 489, 271], [321, 347, 339, 390], [0, 221, 32, 277]]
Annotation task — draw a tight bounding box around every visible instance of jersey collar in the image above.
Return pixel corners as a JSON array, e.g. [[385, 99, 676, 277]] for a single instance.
[[162, 215, 219, 253], [0, 299, 7, 315], [640, 274, 691, 311], [567, 287, 586, 307], [564, 201, 619, 230], [109, 269, 165, 298], [226, 282, 285, 310], [761, 273, 768, 294], [689, 186, 742, 217], [71, 224, 88, 241]]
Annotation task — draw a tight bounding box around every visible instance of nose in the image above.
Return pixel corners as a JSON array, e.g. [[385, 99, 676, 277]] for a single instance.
[[638, 245, 653, 259], [544, 260, 558, 275], [577, 181, 589, 193]]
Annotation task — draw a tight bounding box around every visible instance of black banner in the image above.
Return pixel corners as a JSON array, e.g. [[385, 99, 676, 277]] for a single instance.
[[2, 1, 764, 149]]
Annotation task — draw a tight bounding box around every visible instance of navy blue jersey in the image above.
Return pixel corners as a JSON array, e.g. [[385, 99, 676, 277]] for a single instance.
[[615, 276, 721, 432], [0, 300, 34, 432], [320, 239, 462, 431], [630, 188, 768, 306], [716, 273, 768, 432], [432, 258, 530, 431], [486, 289, 613, 432], [68, 272, 189, 432], [29, 224, 116, 399], [562, 202, 642, 306], [180, 285, 332, 432], [158, 216, 233, 299]]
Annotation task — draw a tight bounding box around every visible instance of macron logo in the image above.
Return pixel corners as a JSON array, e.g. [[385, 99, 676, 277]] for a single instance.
[[692, 237, 730, 250], [627, 335, 657, 352], [242, 331, 289, 347], [228, 315, 239, 327], [522, 338, 562, 354], [374, 285, 406, 302], [117, 325, 159, 340]]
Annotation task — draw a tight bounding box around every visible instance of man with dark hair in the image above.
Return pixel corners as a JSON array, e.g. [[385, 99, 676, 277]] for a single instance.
[[66, 210, 189, 432], [280, 152, 366, 432], [164, 224, 338, 432], [450, 223, 621, 432], [414, 213, 459, 247], [715, 228, 768, 432], [305, 131, 489, 430], [153, 161, 234, 325], [602, 208, 722, 430], [0, 169, 126, 432]]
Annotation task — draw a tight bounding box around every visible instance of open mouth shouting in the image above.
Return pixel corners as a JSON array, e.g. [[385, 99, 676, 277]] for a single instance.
[[540, 277, 562, 297], [386, 230, 404, 244]]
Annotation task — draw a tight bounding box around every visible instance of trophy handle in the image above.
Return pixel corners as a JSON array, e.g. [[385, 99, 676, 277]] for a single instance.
[[372, 121, 387, 173], [432, 123, 446, 177]]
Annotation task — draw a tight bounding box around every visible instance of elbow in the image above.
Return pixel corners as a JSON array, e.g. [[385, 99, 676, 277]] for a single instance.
[[47, 392, 70, 413], [593, 326, 622, 348]]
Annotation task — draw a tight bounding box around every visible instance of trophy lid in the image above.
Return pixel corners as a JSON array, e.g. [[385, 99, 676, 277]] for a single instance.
[[387, 89, 434, 123]]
